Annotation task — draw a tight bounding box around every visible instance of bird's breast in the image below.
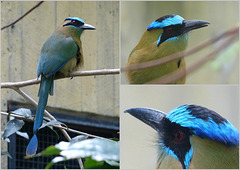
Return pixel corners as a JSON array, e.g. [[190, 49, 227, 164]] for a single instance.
[[189, 136, 239, 169], [58, 43, 83, 76]]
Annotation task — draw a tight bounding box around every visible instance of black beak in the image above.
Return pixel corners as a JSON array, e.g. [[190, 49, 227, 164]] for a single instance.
[[183, 20, 209, 33], [124, 107, 166, 133]]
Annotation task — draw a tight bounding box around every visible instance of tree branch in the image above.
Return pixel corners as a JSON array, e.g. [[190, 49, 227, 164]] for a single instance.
[[147, 34, 238, 84], [1, 1, 44, 30], [12, 88, 72, 141], [1, 111, 113, 142], [1, 68, 120, 89], [2, 68, 119, 169]]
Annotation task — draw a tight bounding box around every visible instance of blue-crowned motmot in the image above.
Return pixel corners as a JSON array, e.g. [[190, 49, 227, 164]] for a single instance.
[[126, 15, 209, 84], [125, 105, 239, 169], [26, 17, 95, 156]]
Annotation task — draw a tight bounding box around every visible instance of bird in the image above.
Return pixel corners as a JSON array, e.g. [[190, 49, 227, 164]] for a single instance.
[[26, 17, 95, 156], [125, 105, 239, 169], [126, 14, 209, 84]]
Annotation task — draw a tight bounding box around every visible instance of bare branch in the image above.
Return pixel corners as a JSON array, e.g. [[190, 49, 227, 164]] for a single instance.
[[1, 111, 33, 121], [9, 88, 85, 168], [1, 111, 113, 142], [1, 1, 44, 30], [1, 68, 120, 89], [68, 68, 120, 77], [13, 88, 71, 141], [148, 34, 237, 84]]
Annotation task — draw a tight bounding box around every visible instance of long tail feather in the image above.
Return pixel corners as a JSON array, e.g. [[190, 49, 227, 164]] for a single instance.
[[26, 134, 38, 156], [26, 75, 53, 156]]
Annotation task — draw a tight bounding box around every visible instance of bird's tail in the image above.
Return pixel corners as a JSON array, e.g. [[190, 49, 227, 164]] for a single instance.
[[26, 75, 53, 156]]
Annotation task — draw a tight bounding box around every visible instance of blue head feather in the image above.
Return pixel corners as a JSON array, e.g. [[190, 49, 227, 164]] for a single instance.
[[157, 35, 179, 47], [164, 146, 178, 160], [166, 105, 239, 146], [147, 15, 186, 46], [164, 145, 192, 169], [184, 147, 193, 169], [147, 15, 184, 30], [64, 17, 84, 23]]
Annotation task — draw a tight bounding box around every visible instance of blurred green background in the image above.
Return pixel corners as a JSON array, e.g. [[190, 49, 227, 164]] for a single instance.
[[120, 85, 239, 169], [121, 1, 239, 84]]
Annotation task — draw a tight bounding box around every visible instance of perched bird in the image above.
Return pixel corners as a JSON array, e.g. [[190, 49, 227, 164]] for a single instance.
[[126, 14, 209, 84], [26, 17, 95, 156], [125, 105, 239, 169]]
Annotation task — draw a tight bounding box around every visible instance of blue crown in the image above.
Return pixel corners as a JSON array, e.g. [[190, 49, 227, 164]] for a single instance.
[[166, 105, 239, 146], [147, 15, 184, 30], [64, 17, 84, 23]]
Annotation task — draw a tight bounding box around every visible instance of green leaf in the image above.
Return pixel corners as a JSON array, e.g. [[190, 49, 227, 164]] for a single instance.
[[109, 137, 119, 141], [40, 120, 67, 129], [42, 125, 60, 140], [16, 131, 29, 139], [105, 160, 120, 167], [12, 108, 32, 118], [41, 145, 61, 156], [45, 156, 65, 169], [43, 138, 119, 168], [2, 119, 25, 139], [70, 135, 88, 144], [45, 161, 54, 169], [1, 151, 12, 159], [55, 138, 119, 162], [84, 157, 104, 168], [2, 137, 10, 142]]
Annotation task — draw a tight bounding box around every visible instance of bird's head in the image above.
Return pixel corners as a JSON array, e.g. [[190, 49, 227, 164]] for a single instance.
[[147, 15, 209, 47], [125, 105, 239, 169], [62, 17, 95, 34]]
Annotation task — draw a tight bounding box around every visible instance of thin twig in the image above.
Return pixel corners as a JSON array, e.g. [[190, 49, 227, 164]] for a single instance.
[[1, 68, 120, 89], [1, 111, 113, 142], [148, 35, 237, 84], [1, 111, 33, 121], [121, 26, 239, 72], [68, 68, 120, 77], [12, 87, 84, 168], [1, 68, 119, 168], [1, 1, 44, 30], [13, 88, 71, 140]]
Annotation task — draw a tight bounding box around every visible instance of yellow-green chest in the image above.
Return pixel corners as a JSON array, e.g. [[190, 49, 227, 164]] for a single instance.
[[57, 27, 84, 76], [127, 30, 188, 84], [156, 136, 239, 169]]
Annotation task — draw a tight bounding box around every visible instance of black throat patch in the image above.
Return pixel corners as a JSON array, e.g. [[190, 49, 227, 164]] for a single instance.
[[161, 117, 192, 169]]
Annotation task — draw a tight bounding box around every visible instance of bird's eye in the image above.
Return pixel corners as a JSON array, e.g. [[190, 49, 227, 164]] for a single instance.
[[166, 27, 173, 33], [72, 20, 77, 25], [175, 130, 184, 142]]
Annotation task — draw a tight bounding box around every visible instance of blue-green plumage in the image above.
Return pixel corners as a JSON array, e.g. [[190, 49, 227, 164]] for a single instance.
[[125, 104, 239, 169], [26, 17, 95, 156], [37, 34, 79, 78], [26, 76, 53, 156]]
